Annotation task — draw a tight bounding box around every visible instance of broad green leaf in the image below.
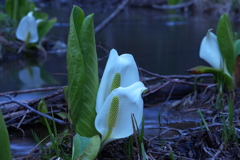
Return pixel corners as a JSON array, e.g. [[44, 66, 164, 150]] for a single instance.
[[75, 11, 99, 137], [67, 5, 85, 132], [37, 18, 57, 40], [0, 110, 12, 160], [217, 13, 235, 75], [72, 134, 100, 160], [67, 5, 98, 137], [188, 66, 233, 90], [80, 135, 100, 160], [234, 39, 240, 57]]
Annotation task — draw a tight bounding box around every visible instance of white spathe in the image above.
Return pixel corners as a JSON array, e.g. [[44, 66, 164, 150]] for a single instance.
[[199, 30, 230, 76], [16, 11, 39, 43], [96, 49, 140, 113], [95, 81, 147, 146]]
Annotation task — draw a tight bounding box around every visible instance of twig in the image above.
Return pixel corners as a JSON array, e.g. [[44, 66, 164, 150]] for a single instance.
[[9, 125, 25, 137], [139, 67, 212, 98], [4, 95, 66, 125], [95, 0, 130, 34], [139, 68, 211, 87], [6, 110, 61, 127], [202, 144, 214, 157], [161, 83, 176, 106], [142, 74, 213, 81], [139, 67, 213, 80], [3, 110, 26, 120], [148, 127, 183, 141], [27, 88, 64, 106], [17, 109, 30, 128], [143, 81, 170, 97], [26, 135, 50, 160], [151, 0, 194, 10], [0, 86, 64, 96]]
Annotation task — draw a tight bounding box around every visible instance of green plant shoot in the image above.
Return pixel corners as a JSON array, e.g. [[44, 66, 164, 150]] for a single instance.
[[5, 0, 35, 22], [0, 110, 12, 160], [37, 98, 48, 125], [65, 5, 99, 137]]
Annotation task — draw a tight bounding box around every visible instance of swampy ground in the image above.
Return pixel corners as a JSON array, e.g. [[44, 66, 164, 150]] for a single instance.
[[3, 72, 240, 160]]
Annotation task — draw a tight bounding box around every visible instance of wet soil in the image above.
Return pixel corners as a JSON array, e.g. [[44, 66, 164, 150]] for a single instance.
[[98, 87, 240, 160], [4, 83, 240, 160]]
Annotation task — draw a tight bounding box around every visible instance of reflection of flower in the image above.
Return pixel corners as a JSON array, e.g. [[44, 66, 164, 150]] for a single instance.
[[16, 12, 39, 43], [199, 30, 230, 77], [94, 49, 147, 147], [19, 66, 45, 89]]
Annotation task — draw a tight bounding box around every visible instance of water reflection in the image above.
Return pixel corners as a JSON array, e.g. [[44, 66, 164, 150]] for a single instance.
[[0, 7, 223, 93], [95, 8, 217, 76], [19, 66, 45, 89]]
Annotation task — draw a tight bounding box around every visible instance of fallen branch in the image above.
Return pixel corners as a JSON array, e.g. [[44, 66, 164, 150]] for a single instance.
[[95, 0, 130, 34], [151, 0, 194, 10], [3, 95, 66, 125], [0, 86, 64, 96], [139, 68, 212, 102]]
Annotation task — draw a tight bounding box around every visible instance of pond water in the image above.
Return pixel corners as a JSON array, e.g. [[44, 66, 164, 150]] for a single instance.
[[0, 7, 223, 94], [1, 6, 240, 156]]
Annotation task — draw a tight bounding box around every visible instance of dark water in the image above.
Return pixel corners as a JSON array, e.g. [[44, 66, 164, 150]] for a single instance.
[[0, 7, 223, 94], [1, 7, 240, 155]]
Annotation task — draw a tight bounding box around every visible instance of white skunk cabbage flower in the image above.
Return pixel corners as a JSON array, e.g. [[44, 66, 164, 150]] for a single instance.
[[95, 81, 147, 146], [16, 11, 39, 43], [200, 30, 230, 76], [96, 49, 140, 113], [95, 49, 147, 146]]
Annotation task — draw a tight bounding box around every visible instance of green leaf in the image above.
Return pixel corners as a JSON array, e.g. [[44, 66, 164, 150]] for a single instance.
[[233, 32, 238, 42], [66, 5, 99, 137], [37, 18, 57, 40], [76, 12, 99, 137], [67, 5, 85, 130], [72, 134, 100, 160], [37, 99, 48, 125], [5, 0, 35, 22], [188, 66, 233, 90], [56, 112, 68, 119], [234, 39, 240, 57], [34, 12, 49, 20], [141, 143, 146, 160], [167, 0, 180, 5], [217, 13, 235, 75], [0, 110, 12, 160]]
